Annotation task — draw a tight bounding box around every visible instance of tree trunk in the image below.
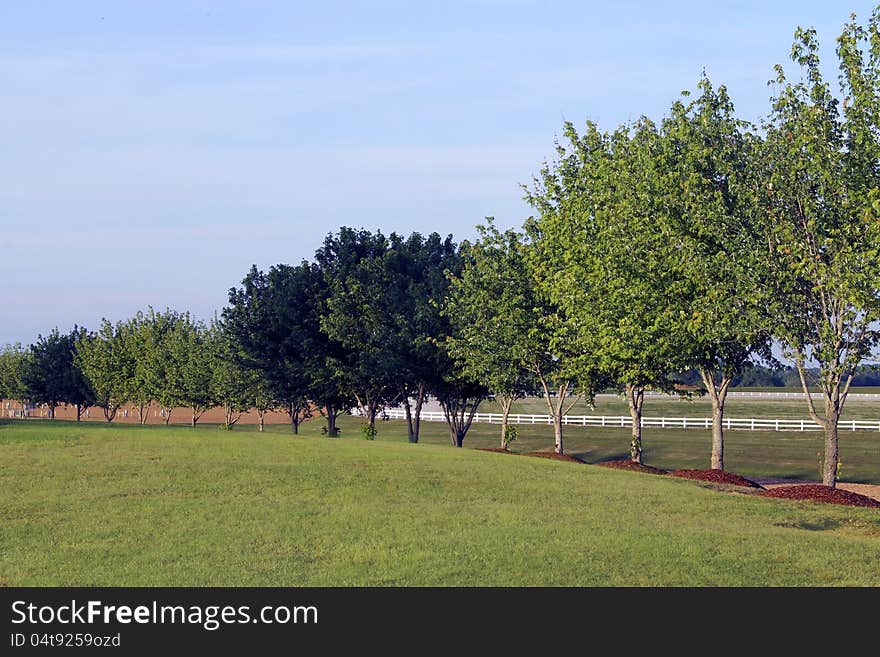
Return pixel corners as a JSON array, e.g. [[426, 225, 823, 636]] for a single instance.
[[325, 404, 339, 437], [822, 396, 841, 489], [403, 398, 414, 442], [191, 407, 198, 427], [625, 384, 645, 464], [103, 405, 117, 423], [75, 404, 82, 422], [794, 359, 845, 489], [258, 410, 266, 432], [538, 378, 570, 454], [710, 401, 724, 471], [699, 368, 732, 471], [498, 395, 515, 449], [553, 412, 564, 454], [289, 403, 301, 434], [440, 394, 482, 448], [48, 404, 56, 420], [403, 383, 426, 443], [164, 407, 173, 425], [137, 401, 150, 425]]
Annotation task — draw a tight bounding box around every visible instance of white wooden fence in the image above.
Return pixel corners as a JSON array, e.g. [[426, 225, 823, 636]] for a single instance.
[[605, 391, 880, 400], [373, 408, 880, 432]]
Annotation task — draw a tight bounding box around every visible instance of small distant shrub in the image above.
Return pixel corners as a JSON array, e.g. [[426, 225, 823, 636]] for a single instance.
[[503, 425, 518, 447], [360, 423, 377, 440]]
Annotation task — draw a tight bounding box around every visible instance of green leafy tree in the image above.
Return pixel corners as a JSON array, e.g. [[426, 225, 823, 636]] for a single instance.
[[387, 232, 459, 443], [208, 318, 252, 429], [224, 263, 330, 435], [177, 319, 216, 427], [315, 228, 405, 432], [658, 77, 771, 470], [527, 118, 691, 463], [445, 220, 545, 449], [431, 365, 489, 448], [75, 320, 132, 422], [758, 16, 880, 487], [119, 309, 166, 425], [24, 327, 95, 420], [0, 343, 29, 415], [148, 310, 198, 425]]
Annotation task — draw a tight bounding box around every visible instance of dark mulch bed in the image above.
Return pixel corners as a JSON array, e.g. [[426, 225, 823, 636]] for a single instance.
[[598, 459, 668, 475], [759, 485, 880, 508], [523, 451, 585, 464], [670, 469, 763, 489]]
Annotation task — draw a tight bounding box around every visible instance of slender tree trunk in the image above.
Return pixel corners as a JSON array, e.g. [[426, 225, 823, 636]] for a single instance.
[[258, 409, 266, 433], [136, 401, 150, 425], [403, 383, 426, 443], [191, 407, 198, 427], [403, 397, 414, 442], [553, 412, 564, 455], [699, 368, 733, 471], [48, 404, 56, 420], [498, 395, 515, 449], [354, 393, 381, 431], [325, 404, 339, 437], [538, 377, 569, 454], [103, 405, 117, 423], [822, 395, 841, 488], [289, 402, 301, 434], [164, 407, 173, 425], [794, 358, 846, 489], [625, 384, 645, 464], [440, 395, 481, 448], [75, 404, 82, 422]]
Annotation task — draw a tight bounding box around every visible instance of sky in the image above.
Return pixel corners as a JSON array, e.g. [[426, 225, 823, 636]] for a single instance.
[[1, 0, 877, 344]]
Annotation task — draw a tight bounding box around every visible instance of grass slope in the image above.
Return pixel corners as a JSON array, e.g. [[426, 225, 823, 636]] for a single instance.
[[2, 419, 879, 586]]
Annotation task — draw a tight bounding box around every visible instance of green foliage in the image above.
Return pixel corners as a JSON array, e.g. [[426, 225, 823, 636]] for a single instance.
[[360, 423, 378, 440], [23, 327, 95, 417], [444, 219, 538, 402], [658, 76, 771, 380], [503, 424, 518, 446], [757, 11, 880, 484], [74, 319, 132, 421], [224, 262, 346, 433], [0, 343, 29, 403]]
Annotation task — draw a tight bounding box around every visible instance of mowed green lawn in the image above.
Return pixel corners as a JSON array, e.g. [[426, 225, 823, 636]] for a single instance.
[[2, 418, 879, 586], [381, 414, 880, 484]]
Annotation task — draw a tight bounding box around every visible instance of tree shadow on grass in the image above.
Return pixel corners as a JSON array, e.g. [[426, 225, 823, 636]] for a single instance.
[[581, 452, 631, 465]]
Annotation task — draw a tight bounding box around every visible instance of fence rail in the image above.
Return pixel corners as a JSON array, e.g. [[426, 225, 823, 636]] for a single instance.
[[373, 408, 880, 432], [620, 391, 880, 399]]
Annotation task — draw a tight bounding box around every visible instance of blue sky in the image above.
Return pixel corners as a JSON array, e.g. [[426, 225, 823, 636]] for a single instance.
[[1, 1, 876, 344]]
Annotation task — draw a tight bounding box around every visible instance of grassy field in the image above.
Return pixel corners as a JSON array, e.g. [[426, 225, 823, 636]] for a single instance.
[[479, 394, 880, 420], [2, 418, 879, 586]]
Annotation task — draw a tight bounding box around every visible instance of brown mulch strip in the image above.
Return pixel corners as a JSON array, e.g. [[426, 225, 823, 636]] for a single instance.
[[523, 451, 585, 463], [598, 459, 668, 475], [759, 485, 880, 508], [476, 447, 514, 454], [670, 469, 763, 489]]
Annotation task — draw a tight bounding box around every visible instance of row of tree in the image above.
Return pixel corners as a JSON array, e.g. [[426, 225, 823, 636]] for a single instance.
[[2, 10, 879, 489]]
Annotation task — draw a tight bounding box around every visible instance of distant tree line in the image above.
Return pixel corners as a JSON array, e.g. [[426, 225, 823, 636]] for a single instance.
[[2, 9, 880, 490]]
